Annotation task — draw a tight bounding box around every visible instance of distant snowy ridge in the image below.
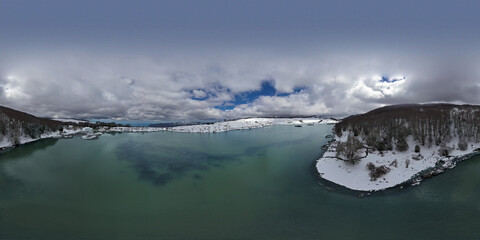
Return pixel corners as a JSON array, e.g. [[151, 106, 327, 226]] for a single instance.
[[169, 117, 337, 133], [52, 118, 90, 124]]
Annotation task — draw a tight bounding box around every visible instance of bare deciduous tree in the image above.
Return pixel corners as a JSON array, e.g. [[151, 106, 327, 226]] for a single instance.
[[336, 134, 364, 164]]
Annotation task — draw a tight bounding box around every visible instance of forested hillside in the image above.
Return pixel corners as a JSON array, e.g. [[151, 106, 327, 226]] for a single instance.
[[0, 106, 63, 145], [334, 104, 480, 158]]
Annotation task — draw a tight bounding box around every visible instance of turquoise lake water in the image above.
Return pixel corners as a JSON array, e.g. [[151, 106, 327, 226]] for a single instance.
[[0, 125, 479, 239]]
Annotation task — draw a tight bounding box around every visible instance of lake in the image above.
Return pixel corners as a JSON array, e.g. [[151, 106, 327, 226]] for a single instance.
[[0, 125, 479, 239]]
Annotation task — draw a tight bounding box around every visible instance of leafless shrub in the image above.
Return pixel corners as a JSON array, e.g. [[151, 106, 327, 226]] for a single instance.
[[367, 162, 391, 181]]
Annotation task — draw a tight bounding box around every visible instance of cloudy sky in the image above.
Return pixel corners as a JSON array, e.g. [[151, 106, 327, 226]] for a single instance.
[[1, 0, 480, 120]]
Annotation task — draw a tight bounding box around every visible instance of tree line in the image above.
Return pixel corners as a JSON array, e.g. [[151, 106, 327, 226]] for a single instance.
[[334, 104, 480, 161]]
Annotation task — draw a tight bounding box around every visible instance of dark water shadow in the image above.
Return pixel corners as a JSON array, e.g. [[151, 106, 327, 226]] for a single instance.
[[0, 138, 60, 161], [0, 138, 60, 200], [117, 140, 242, 186], [118, 130, 325, 187]]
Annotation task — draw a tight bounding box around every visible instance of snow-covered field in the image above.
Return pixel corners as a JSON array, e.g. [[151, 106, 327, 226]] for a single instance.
[[169, 117, 336, 133], [316, 135, 480, 191]]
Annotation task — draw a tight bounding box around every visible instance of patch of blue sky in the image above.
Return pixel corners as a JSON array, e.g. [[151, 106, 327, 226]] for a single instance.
[[208, 80, 306, 111], [230, 80, 276, 105], [380, 75, 406, 83]]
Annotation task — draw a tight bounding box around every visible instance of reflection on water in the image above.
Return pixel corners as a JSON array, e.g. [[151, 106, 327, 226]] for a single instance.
[[0, 138, 59, 160], [118, 140, 235, 186], [0, 138, 60, 196], [117, 130, 318, 187]]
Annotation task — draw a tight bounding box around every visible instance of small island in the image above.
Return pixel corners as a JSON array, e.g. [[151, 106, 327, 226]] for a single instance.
[[317, 104, 480, 191]]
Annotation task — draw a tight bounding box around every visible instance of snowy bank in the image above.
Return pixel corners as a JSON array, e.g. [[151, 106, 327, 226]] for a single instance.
[[316, 136, 480, 191], [169, 117, 337, 133], [0, 126, 87, 150]]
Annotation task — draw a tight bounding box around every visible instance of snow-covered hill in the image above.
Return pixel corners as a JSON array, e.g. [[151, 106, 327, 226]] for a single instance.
[[317, 104, 480, 191]]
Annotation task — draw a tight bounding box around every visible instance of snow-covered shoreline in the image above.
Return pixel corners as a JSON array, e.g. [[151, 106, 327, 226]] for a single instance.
[[316, 135, 480, 192], [0, 129, 77, 151], [0, 124, 103, 150], [1, 117, 336, 151]]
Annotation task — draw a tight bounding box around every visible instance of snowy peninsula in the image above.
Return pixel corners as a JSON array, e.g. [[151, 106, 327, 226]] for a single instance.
[[317, 135, 480, 191], [316, 104, 480, 191]]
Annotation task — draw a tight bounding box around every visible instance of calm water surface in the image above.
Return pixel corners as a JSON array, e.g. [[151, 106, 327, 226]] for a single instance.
[[0, 125, 479, 239]]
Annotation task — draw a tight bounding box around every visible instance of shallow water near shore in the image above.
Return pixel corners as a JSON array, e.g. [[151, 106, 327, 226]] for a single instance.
[[0, 125, 479, 239]]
